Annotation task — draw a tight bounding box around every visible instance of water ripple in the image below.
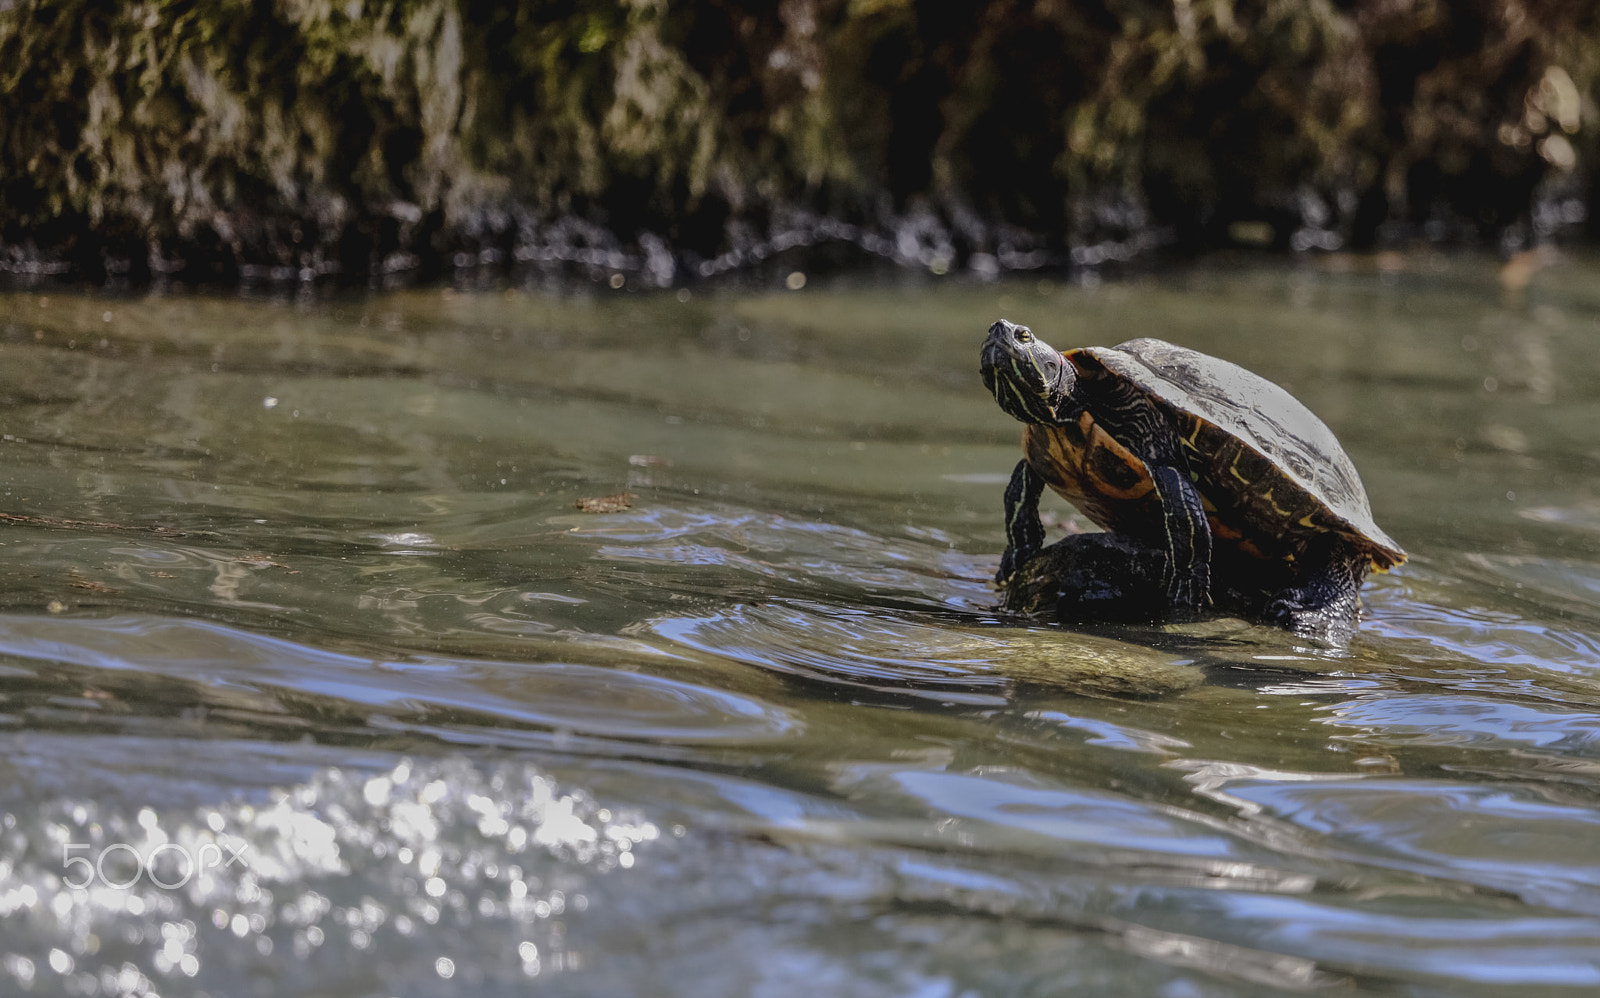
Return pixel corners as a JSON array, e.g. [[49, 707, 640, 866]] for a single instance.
[[1190, 770, 1600, 917], [582, 503, 997, 611], [0, 614, 797, 745]]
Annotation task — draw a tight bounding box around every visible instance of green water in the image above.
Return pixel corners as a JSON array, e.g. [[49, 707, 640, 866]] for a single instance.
[[1, 255, 1599, 996]]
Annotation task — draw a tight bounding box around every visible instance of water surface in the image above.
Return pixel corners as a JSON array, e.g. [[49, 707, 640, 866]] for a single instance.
[[1, 255, 1599, 995]]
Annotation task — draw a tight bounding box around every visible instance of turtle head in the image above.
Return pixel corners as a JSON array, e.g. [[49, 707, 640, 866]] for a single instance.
[[980, 319, 1074, 424]]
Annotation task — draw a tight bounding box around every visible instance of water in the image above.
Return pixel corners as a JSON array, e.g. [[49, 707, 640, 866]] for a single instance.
[[0, 254, 1598, 996]]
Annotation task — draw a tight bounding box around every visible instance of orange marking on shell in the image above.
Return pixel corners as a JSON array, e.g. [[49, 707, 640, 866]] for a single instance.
[[1023, 414, 1158, 536], [1211, 520, 1244, 541], [1083, 420, 1154, 501]]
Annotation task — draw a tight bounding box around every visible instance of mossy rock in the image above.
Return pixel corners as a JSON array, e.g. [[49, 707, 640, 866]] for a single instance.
[[2, 0, 1597, 283]]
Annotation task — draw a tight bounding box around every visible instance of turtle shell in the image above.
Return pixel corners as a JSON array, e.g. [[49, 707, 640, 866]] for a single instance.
[[1068, 337, 1405, 570]]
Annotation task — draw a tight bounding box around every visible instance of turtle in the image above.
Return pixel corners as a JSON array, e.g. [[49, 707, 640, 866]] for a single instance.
[[978, 319, 1405, 633]]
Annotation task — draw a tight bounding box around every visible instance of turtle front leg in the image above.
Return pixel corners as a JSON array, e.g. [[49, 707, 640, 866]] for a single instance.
[[1084, 377, 1212, 613], [1150, 464, 1212, 612], [998, 458, 1046, 585]]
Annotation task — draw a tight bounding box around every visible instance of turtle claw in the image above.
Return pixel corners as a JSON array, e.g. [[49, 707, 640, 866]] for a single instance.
[[996, 543, 1033, 586], [1263, 596, 1304, 626], [1166, 562, 1211, 613], [1264, 596, 1354, 643]]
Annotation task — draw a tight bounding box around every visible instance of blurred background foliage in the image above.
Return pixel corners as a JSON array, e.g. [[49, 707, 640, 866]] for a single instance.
[[1, 0, 1597, 284]]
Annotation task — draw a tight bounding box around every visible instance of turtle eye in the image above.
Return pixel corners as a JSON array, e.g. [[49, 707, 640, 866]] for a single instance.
[[1016, 327, 1034, 343]]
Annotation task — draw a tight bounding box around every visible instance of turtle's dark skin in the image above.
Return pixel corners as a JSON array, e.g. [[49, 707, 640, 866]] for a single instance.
[[979, 319, 1406, 634]]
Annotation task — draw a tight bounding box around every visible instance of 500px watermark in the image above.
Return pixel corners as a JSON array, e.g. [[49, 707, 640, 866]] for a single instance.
[[62, 840, 251, 890]]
